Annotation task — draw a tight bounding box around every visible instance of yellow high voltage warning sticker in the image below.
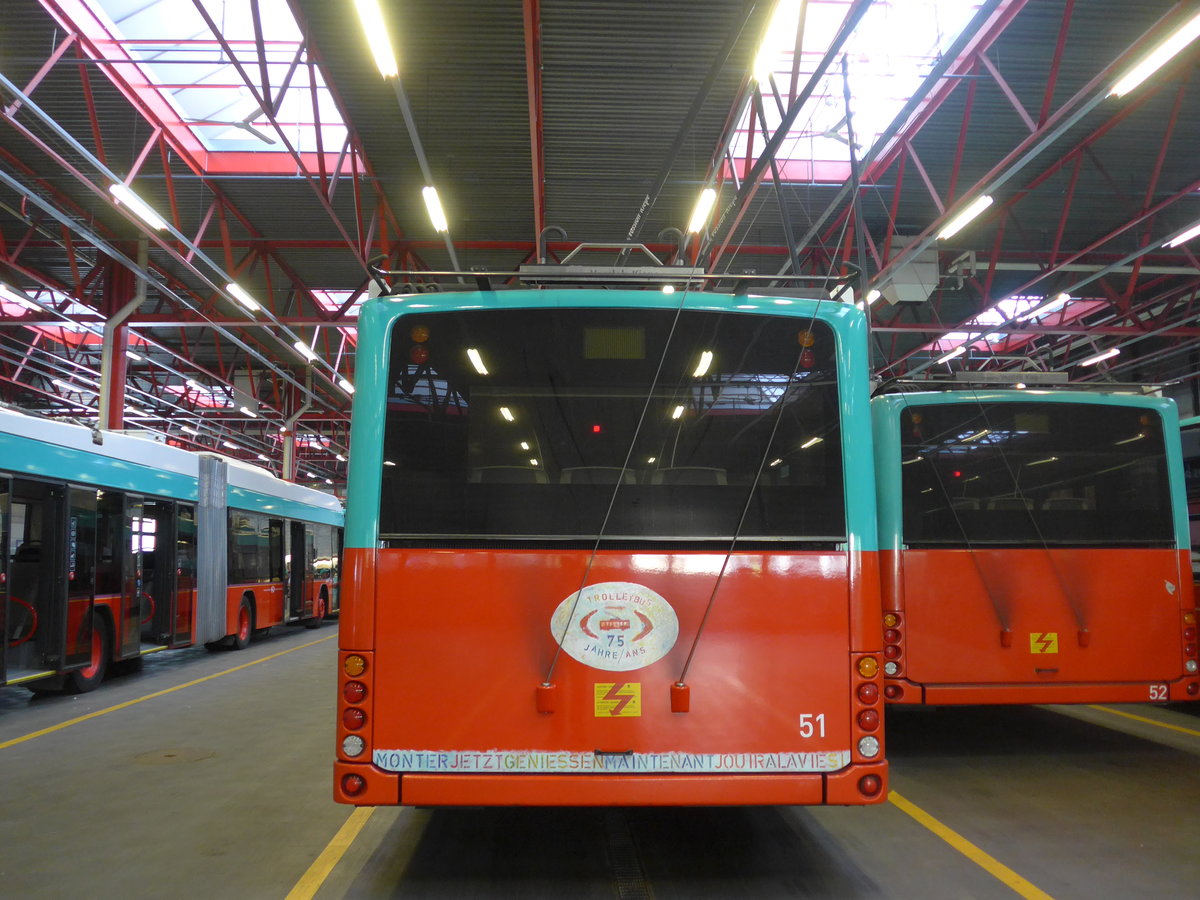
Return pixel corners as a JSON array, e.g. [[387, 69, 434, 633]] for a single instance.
[[595, 682, 641, 716], [1029, 632, 1059, 654]]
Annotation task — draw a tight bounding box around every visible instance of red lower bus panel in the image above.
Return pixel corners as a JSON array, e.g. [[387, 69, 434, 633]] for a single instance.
[[399, 773, 826, 807], [883, 547, 1196, 704]]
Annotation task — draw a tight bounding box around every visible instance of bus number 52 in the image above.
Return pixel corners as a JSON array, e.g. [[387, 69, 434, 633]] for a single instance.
[[1149, 684, 1168, 701]]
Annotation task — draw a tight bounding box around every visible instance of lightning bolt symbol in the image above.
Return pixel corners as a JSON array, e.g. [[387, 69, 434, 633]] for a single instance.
[[603, 683, 632, 716], [1035, 633, 1054, 653]]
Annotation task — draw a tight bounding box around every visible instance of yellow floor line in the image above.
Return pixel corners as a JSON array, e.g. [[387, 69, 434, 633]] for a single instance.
[[1088, 705, 1200, 738], [286, 807, 376, 900], [889, 790, 1055, 900], [0, 634, 336, 751]]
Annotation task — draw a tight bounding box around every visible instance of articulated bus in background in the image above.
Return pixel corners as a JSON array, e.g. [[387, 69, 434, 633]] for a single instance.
[[872, 389, 1198, 705], [335, 288, 886, 808], [0, 406, 343, 694]]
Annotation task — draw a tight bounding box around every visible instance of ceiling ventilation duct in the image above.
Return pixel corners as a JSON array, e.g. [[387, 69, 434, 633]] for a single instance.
[[881, 235, 940, 304]]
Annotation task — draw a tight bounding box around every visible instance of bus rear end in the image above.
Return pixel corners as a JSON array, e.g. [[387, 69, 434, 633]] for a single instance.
[[335, 291, 886, 806], [873, 391, 1199, 705]]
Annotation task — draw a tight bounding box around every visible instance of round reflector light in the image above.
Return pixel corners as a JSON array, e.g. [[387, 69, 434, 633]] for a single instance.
[[1189, 682, 1199, 696], [884, 684, 903, 700], [883, 645, 902, 660], [344, 681, 368, 703], [857, 683, 879, 704], [341, 774, 366, 796], [342, 734, 365, 757], [411, 325, 430, 343], [857, 774, 882, 798], [1184, 627, 1197, 641], [1186, 644, 1197, 658], [857, 736, 881, 758], [343, 708, 366, 731], [857, 657, 878, 678], [882, 613, 899, 629], [1186, 659, 1198, 674], [884, 661, 900, 676], [343, 655, 367, 677], [857, 709, 880, 731], [883, 629, 900, 644]]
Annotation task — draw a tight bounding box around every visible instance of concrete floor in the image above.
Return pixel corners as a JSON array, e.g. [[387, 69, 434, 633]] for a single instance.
[[1, 628, 1197, 899]]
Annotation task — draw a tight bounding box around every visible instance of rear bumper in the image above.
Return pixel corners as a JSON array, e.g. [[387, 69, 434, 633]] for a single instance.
[[885, 676, 1200, 705], [333, 760, 887, 807]]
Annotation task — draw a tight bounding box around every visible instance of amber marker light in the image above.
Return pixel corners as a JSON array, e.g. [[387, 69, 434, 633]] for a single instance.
[[883, 613, 899, 628], [344, 654, 367, 677], [857, 657, 879, 678]]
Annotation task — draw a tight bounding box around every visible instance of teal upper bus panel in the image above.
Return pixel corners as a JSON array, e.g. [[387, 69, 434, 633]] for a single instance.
[[344, 289, 877, 551]]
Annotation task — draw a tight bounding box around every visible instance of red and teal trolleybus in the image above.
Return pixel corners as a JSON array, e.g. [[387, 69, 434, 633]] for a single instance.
[[334, 288, 886, 807], [0, 407, 343, 693], [872, 389, 1198, 705]]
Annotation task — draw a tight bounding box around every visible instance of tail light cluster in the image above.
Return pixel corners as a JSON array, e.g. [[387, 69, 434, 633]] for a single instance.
[[853, 654, 883, 798], [1184, 611, 1199, 696], [881, 612, 905, 700], [339, 652, 372, 797]]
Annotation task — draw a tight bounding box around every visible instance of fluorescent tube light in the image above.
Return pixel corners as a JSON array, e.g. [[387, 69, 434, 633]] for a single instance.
[[1027, 456, 1059, 467], [936, 346, 967, 364], [1110, 11, 1200, 97], [335, 453, 346, 462], [109, 183, 169, 231], [180, 424, 199, 435], [239, 405, 258, 418], [499, 407, 515, 422], [126, 350, 143, 362], [225, 282, 262, 313], [1166, 221, 1200, 248], [1020, 292, 1070, 320], [687, 188, 717, 233], [662, 285, 676, 295], [383, 460, 396, 467], [1078, 347, 1120, 366], [467, 348, 489, 375], [293, 340, 319, 363], [422, 186, 448, 232], [0, 284, 32, 307], [692, 351, 713, 378], [937, 195, 994, 240], [769, 458, 783, 467], [257, 453, 270, 462], [801, 436, 823, 449], [671, 405, 685, 420], [353, 0, 399, 78], [222, 441, 237, 450], [865, 289, 882, 305], [520, 441, 530, 451]]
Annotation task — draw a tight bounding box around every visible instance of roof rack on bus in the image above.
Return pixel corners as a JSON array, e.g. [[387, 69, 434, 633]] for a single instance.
[[873, 374, 1171, 396]]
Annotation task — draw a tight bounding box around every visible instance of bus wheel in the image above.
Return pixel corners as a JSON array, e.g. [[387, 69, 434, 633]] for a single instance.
[[63, 614, 111, 694], [304, 593, 325, 629], [232, 597, 253, 651]]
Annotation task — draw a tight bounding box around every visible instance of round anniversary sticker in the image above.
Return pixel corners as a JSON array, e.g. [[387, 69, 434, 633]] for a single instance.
[[550, 581, 679, 672]]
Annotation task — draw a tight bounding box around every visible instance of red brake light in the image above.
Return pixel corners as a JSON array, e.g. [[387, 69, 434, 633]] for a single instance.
[[883, 629, 900, 644], [883, 645, 902, 660], [343, 708, 366, 731], [857, 683, 879, 704], [341, 774, 366, 796], [343, 681, 368, 703], [857, 774, 882, 797], [857, 709, 880, 731]]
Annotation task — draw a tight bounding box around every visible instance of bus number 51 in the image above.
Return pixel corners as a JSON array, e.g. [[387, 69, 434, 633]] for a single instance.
[[799, 713, 826, 738]]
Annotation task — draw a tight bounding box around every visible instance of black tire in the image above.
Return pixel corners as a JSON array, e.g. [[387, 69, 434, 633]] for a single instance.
[[63, 613, 111, 694], [231, 596, 253, 650], [303, 591, 326, 629]]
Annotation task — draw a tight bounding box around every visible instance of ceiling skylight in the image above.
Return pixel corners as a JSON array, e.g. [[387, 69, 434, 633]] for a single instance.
[[52, 0, 349, 174], [735, 0, 986, 183]]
